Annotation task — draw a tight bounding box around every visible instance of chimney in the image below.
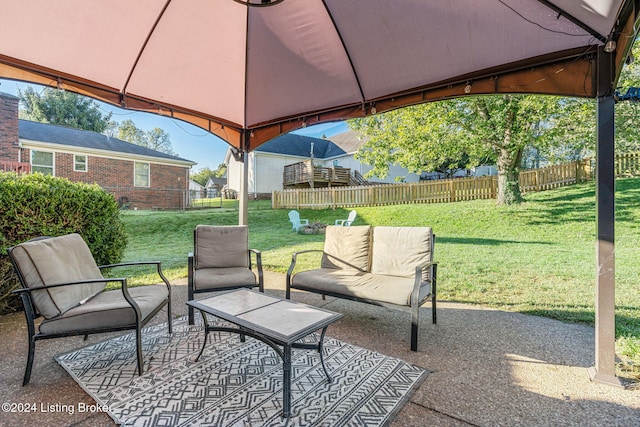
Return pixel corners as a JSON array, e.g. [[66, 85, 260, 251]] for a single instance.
[[0, 91, 20, 162]]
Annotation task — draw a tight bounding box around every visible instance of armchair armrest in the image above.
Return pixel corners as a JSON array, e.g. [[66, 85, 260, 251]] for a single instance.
[[12, 276, 142, 320], [410, 260, 438, 306], [286, 249, 324, 287], [99, 261, 171, 291], [12, 277, 126, 294], [249, 249, 264, 292]]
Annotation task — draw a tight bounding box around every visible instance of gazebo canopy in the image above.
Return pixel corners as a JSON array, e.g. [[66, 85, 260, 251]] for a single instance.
[[0, 0, 637, 151], [0, 0, 637, 388]]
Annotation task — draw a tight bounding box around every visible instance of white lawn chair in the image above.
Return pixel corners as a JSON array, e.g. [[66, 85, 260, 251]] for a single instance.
[[335, 210, 357, 226], [288, 210, 309, 232]]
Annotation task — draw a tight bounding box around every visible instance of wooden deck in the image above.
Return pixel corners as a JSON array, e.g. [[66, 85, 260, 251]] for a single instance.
[[283, 160, 351, 188]]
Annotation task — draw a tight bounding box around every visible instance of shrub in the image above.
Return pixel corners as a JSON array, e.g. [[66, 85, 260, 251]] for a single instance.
[[0, 172, 127, 314]]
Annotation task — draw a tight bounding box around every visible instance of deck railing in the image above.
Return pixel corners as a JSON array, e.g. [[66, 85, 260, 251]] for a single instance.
[[0, 161, 31, 174], [283, 160, 351, 187]]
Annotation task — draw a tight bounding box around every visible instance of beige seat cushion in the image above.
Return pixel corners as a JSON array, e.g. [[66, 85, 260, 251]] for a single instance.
[[292, 268, 430, 306], [194, 267, 257, 291], [10, 234, 105, 319], [195, 225, 249, 269], [321, 225, 371, 271], [370, 227, 433, 278], [39, 285, 169, 335]]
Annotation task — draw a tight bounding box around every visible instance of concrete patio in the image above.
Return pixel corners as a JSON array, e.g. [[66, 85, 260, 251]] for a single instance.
[[1, 271, 638, 426]]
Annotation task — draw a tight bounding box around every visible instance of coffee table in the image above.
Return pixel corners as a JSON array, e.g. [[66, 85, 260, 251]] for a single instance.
[[186, 289, 343, 418]]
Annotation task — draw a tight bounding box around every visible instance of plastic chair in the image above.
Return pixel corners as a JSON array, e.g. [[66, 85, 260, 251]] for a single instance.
[[288, 210, 309, 232], [335, 210, 357, 226]]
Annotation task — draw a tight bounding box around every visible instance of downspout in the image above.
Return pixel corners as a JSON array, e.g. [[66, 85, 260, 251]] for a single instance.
[[253, 152, 257, 199], [238, 130, 250, 226]]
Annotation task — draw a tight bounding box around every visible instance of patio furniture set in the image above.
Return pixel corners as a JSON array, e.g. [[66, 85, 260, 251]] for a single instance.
[[7, 223, 437, 418]]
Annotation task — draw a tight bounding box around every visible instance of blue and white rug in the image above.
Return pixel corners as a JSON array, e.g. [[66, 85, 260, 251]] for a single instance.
[[55, 317, 428, 426]]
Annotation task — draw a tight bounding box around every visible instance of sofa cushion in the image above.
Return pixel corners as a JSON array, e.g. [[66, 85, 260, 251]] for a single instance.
[[194, 267, 257, 291], [10, 234, 105, 319], [292, 268, 431, 306], [321, 225, 371, 271], [195, 225, 249, 269], [38, 285, 169, 335], [371, 227, 433, 278]]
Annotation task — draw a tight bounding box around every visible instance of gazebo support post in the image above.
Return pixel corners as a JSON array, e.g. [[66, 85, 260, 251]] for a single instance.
[[588, 47, 624, 388], [238, 130, 250, 226]]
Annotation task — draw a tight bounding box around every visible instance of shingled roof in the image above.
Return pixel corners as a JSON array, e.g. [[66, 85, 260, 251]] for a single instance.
[[18, 119, 195, 165], [255, 133, 345, 159]]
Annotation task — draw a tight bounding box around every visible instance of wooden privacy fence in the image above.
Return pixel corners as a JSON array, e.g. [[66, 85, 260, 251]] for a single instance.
[[273, 176, 499, 209], [519, 159, 591, 192], [272, 160, 592, 210], [614, 152, 640, 176]]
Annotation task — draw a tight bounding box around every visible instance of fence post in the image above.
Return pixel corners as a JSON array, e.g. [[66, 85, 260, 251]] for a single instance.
[[449, 180, 456, 202]]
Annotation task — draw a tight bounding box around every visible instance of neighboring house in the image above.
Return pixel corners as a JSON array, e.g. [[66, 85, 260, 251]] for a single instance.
[[204, 177, 226, 198], [224, 131, 420, 198], [0, 91, 196, 210], [327, 130, 421, 184], [189, 179, 205, 199]]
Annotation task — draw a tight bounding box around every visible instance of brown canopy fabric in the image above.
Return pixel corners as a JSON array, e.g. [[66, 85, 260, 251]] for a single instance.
[[0, 0, 637, 150]]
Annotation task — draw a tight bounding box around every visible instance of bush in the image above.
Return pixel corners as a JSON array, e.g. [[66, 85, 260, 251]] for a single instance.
[[0, 172, 127, 314]]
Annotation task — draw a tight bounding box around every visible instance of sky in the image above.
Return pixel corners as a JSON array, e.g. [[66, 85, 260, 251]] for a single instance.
[[0, 79, 348, 172]]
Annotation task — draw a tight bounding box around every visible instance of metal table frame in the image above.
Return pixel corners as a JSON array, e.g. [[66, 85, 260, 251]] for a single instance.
[[187, 289, 343, 418]]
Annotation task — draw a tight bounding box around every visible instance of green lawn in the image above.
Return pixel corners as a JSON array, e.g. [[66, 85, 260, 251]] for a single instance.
[[119, 178, 640, 379]]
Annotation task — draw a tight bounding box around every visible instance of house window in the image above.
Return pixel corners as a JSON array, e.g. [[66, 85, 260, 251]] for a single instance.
[[134, 162, 150, 187], [31, 150, 54, 175], [74, 155, 87, 172]]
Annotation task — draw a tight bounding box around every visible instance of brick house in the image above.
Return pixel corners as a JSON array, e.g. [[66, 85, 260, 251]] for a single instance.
[[0, 91, 195, 210]]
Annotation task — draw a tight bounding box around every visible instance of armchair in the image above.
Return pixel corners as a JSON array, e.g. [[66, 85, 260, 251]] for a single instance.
[[188, 225, 264, 325], [8, 233, 172, 385]]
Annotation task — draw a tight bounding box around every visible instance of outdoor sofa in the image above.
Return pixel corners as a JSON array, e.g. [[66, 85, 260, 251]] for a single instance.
[[286, 225, 437, 351]]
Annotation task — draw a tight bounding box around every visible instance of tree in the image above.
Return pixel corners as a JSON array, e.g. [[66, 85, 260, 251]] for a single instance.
[[350, 94, 581, 205], [116, 119, 177, 156], [18, 87, 112, 133], [146, 127, 176, 156], [614, 40, 640, 153], [191, 163, 227, 186], [117, 119, 146, 146]]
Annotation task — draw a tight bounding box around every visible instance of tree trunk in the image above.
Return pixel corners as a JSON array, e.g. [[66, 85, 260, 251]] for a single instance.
[[496, 146, 523, 205]]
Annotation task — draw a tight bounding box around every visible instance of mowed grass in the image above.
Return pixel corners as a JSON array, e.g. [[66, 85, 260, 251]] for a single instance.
[[119, 179, 640, 379]]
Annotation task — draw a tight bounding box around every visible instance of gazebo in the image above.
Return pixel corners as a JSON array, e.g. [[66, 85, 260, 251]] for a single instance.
[[0, 0, 636, 387]]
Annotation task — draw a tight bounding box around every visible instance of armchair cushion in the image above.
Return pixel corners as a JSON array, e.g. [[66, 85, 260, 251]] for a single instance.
[[195, 225, 249, 269], [9, 234, 105, 319], [371, 227, 433, 279], [38, 285, 169, 335], [321, 226, 371, 271], [193, 267, 257, 291]]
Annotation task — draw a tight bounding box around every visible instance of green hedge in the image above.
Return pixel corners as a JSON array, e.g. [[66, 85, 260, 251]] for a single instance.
[[0, 172, 127, 314]]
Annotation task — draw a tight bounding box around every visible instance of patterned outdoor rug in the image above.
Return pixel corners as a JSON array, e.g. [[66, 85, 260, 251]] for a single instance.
[[55, 317, 428, 426]]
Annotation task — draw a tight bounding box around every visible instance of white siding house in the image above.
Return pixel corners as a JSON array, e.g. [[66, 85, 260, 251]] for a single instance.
[[225, 130, 420, 197]]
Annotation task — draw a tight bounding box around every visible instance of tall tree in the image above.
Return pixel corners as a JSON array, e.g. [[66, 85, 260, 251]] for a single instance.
[[350, 94, 576, 205], [146, 127, 176, 156], [614, 40, 640, 153], [18, 87, 112, 133], [191, 164, 227, 186], [116, 120, 177, 156], [117, 119, 146, 146]]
